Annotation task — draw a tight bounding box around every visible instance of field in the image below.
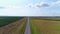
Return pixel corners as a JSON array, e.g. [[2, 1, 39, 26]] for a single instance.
[[30, 17, 60, 34], [0, 16, 27, 34], [0, 16, 24, 27]]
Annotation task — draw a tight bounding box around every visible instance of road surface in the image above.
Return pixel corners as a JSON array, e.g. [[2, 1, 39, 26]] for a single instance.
[[24, 17, 31, 34]]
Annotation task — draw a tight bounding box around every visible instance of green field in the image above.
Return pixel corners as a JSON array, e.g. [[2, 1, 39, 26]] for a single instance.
[[0, 16, 23, 27], [30, 18, 60, 34], [0, 17, 27, 34]]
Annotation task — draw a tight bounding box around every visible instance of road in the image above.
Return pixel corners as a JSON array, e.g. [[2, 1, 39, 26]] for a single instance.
[[24, 17, 31, 34]]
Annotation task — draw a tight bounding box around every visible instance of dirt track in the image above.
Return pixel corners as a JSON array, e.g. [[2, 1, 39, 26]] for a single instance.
[[0, 18, 27, 34]]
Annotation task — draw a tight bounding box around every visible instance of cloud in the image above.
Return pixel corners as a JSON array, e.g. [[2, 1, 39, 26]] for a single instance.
[[0, 5, 22, 9], [27, 0, 60, 8], [36, 4, 50, 8], [0, 5, 31, 16], [26, 3, 34, 8], [40, 3, 50, 7], [55, 1, 60, 6], [27, 2, 51, 8], [0, 6, 5, 9], [7, 5, 21, 8]]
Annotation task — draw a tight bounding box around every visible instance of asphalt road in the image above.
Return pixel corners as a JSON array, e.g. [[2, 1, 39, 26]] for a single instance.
[[24, 17, 31, 34]]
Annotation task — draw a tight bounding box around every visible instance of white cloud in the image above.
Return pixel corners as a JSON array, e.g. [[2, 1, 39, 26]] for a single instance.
[[55, 1, 60, 6], [0, 0, 25, 9], [0, 0, 60, 16], [37, 2, 50, 8], [26, 3, 34, 8], [27, 0, 60, 8], [0, 5, 30, 16], [27, 2, 51, 8]]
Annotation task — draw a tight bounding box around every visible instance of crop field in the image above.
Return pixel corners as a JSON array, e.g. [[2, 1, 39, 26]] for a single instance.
[[0, 16, 23, 27], [0, 16, 27, 34], [30, 17, 60, 34]]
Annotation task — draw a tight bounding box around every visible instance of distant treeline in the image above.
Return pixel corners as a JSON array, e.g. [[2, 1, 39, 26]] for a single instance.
[[30, 16, 60, 18]]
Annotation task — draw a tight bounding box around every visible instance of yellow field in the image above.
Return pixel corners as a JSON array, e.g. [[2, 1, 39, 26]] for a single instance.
[[30, 18, 60, 34]]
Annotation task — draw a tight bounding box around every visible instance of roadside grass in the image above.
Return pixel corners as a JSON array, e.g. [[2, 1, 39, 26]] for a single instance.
[[20, 19, 27, 34], [30, 21, 38, 34], [9, 18, 27, 34], [30, 18, 60, 34], [14, 19, 27, 34]]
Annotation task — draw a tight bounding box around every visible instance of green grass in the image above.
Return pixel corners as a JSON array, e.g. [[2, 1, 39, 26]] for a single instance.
[[30, 18, 60, 34], [0, 17, 23, 27], [20, 20, 27, 34], [30, 21, 38, 34], [14, 18, 27, 34], [14, 19, 27, 34]]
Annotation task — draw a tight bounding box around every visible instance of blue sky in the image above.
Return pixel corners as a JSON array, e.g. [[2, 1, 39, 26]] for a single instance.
[[0, 0, 60, 16]]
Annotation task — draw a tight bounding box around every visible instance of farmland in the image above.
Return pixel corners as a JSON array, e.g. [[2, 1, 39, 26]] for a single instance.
[[0, 16, 27, 34], [30, 17, 60, 34], [0, 16, 23, 27]]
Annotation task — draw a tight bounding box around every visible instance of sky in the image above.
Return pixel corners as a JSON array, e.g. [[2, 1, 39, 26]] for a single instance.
[[0, 0, 60, 16]]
